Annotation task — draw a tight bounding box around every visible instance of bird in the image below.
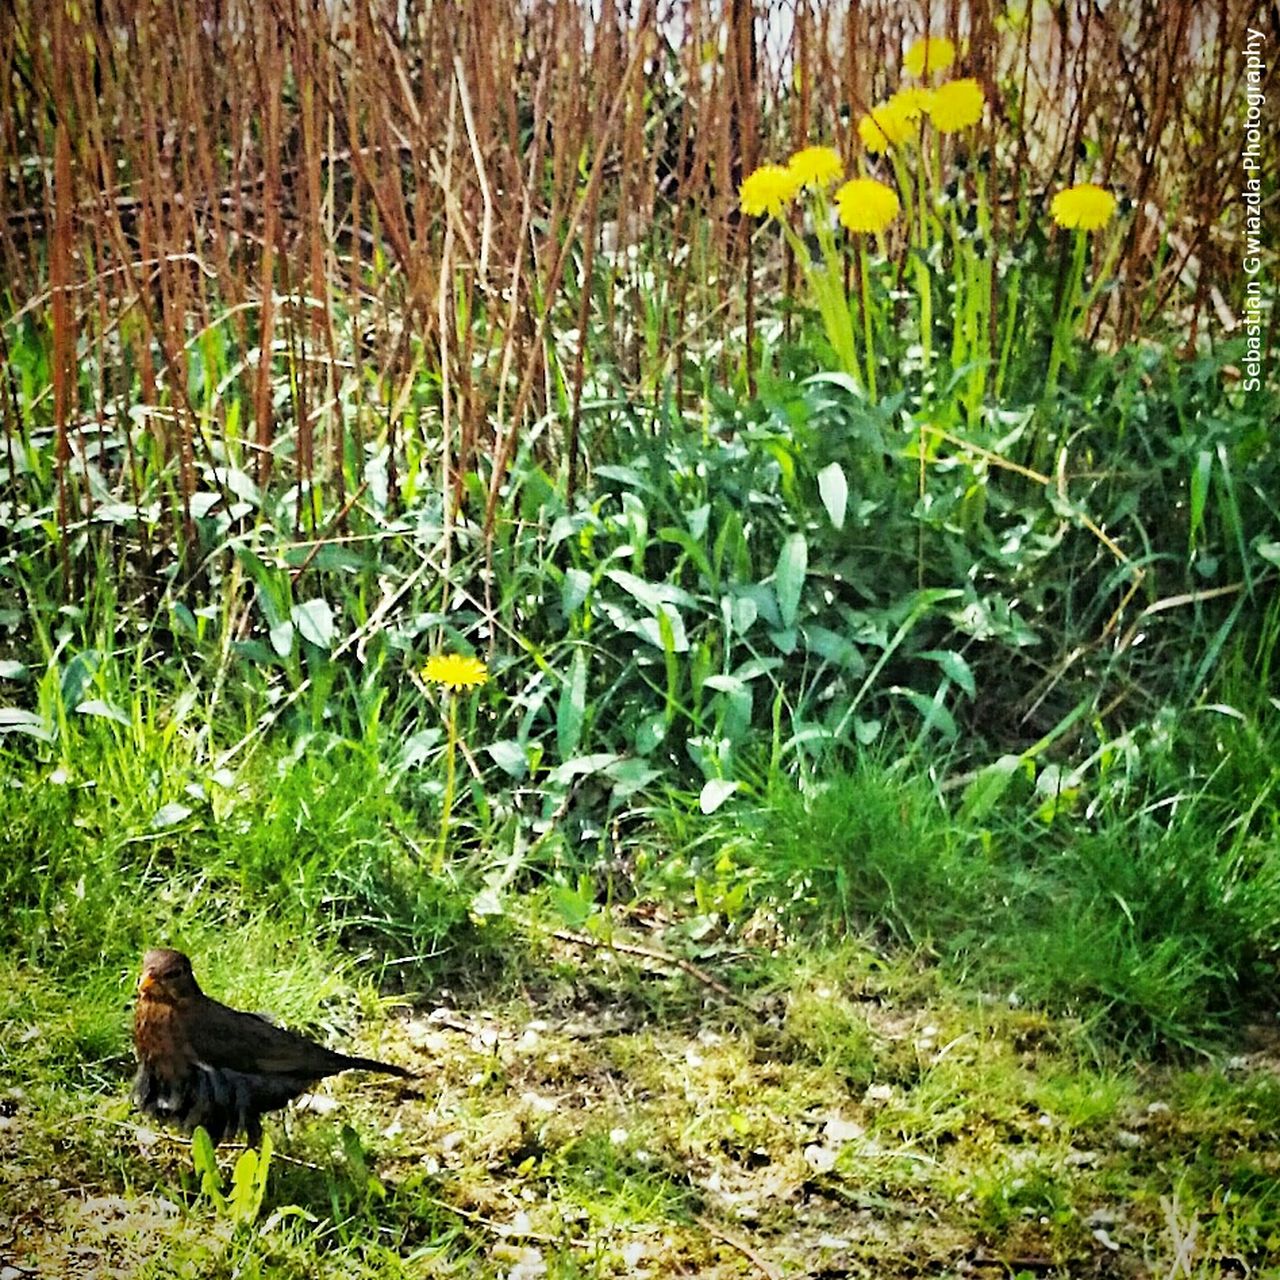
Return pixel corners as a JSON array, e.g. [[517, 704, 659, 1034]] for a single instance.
[[131, 947, 413, 1146]]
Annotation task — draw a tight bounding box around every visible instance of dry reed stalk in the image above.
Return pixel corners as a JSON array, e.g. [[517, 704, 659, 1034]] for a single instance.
[[0, 0, 1267, 595]]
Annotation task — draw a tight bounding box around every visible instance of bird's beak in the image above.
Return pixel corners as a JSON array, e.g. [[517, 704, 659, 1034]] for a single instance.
[[137, 972, 156, 995]]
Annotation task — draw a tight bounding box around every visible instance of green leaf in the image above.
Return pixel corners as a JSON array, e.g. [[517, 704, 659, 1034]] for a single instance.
[[562, 567, 592, 617], [1188, 449, 1212, 548], [0, 709, 54, 741], [557, 648, 587, 760], [803, 626, 865, 674], [292, 598, 335, 648], [768, 628, 797, 655], [190, 1126, 226, 1211], [75, 698, 130, 726], [657, 527, 715, 586], [633, 713, 667, 755], [486, 739, 530, 778], [893, 686, 958, 740], [917, 649, 976, 697], [604, 757, 662, 798], [774, 533, 807, 628], [230, 1147, 261, 1224], [268, 620, 295, 658], [702, 674, 748, 696], [604, 569, 696, 610], [961, 754, 1028, 820], [60, 649, 101, 711], [151, 802, 193, 830], [699, 778, 740, 814], [550, 753, 621, 785], [0, 660, 29, 681], [237, 548, 291, 628], [632, 604, 689, 652], [817, 462, 848, 530]]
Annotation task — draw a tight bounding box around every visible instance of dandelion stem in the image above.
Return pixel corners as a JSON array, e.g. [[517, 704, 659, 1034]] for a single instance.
[[859, 240, 877, 402], [434, 693, 458, 875], [1044, 229, 1089, 401]]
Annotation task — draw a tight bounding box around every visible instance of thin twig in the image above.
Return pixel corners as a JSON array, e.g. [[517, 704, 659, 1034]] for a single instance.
[[695, 1215, 782, 1280], [548, 927, 759, 1015]]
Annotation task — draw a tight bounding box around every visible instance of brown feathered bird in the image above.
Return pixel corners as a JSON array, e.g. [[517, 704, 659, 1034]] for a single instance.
[[132, 948, 413, 1145]]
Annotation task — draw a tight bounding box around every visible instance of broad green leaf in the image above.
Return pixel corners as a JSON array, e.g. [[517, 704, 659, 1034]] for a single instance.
[[632, 604, 689, 652], [485, 739, 529, 778], [557, 648, 587, 760], [702, 674, 748, 696], [550, 753, 622, 785], [768, 628, 797, 655], [151, 802, 193, 830], [397, 728, 443, 769], [699, 778, 741, 814], [0, 660, 28, 681], [633, 713, 667, 755], [562, 567, 592, 617], [961, 754, 1028, 820], [230, 1148, 260, 1224], [75, 698, 130, 726], [593, 463, 652, 492], [169, 603, 197, 636], [60, 649, 101, 711], [803, 626, 865, 674], [1189, 449, 1212, 547], [817, 462, 848, 530], [657, 527, 715, 586], [292, 598, 335, 648], [918, 649, 976, 697], [604, 757, 662, 798], [727, 594, 758, 635], [237, 549, 291, 628], [604, 568, 696, 610], [774, 533, 807, 628], [893, 686, 957, 740], [853, 717, 881, 745], [268, 619, 295, 658], [804, 370, 864, 399]]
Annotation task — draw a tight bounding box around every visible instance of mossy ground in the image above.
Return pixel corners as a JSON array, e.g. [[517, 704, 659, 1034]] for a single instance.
[[4, 928, 1278, 1279]]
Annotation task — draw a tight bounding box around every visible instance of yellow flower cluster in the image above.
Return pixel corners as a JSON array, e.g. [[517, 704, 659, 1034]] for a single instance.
[[424, 652, 489, 690], [739, 163, 801, 217], [904, 36, 955, 79], [1050, 183, 1118, 231], [737, 65, 1120, 243], [927, 78, 984, 133], [740, 146, 848, 218], [858, 78, 984, 152], [858, 89, 925, 152], [788, 145, 844, 190], [835, 178, 900, 234]]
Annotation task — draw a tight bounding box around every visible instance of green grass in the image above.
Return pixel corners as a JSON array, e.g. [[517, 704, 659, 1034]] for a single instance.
[[2, 707, 1278, 1276], [707, 699, 1280, 1051]]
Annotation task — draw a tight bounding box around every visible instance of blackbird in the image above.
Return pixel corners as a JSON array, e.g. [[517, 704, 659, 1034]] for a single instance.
[[132, 947, 413, 1145]]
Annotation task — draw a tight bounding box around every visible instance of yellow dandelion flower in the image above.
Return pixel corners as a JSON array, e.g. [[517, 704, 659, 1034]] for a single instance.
[[904, 36, 956, 78], [835, 178, 900, 234], [424, 652, 489, 690], [788, 145, 844, 190], [739, 164, 802, 217], [857, 98, 916, 153], [927, 78, 984, 132], [1050, 183, 1118, 231], [890, 86, 933, 119]]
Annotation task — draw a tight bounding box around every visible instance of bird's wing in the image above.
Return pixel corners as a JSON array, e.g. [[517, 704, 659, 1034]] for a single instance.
[[185, 998, 346, 1078]]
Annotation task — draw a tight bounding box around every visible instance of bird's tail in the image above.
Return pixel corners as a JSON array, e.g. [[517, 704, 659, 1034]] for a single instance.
[[338, 1052, 415, 1078]]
